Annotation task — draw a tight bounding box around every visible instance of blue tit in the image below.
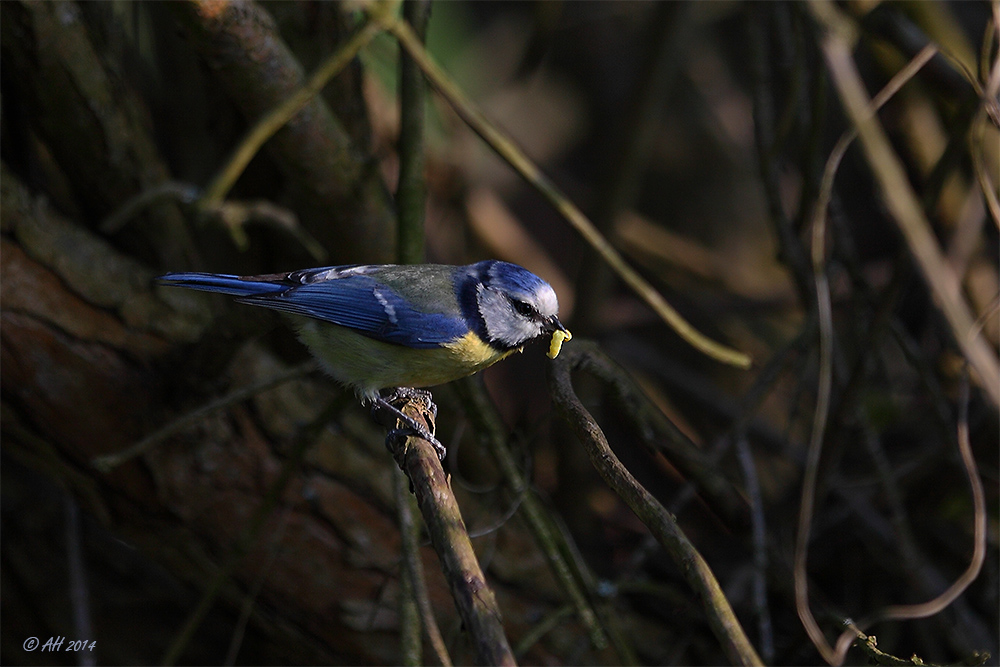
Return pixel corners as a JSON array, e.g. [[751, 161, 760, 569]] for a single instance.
[[157, 260, 570, 455]]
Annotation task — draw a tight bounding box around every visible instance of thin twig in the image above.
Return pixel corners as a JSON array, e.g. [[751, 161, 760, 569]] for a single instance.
[[396, 0, 431, 265], [829, 372, 989, 664], [394, 441, 453, 666], [453, 377, 615, 657], [666, 322, 814, 525], [170, 0, 397, 261], [573, 1, 693, 335], [224, 505, 294, 666], [747, 3, 815, 304], [200, 11, 392, 207], [396, 469, 424, 666], [92, 361, 318, 472], [795, 36, 939, 665], [812, 0, 1000, 407], [161, 399, 339, 665], [971, 14, 1000, 230], [99, 182, 200, 234], [512, 605, 575, 659], [735, 437, 774, 664], [556, 341, 750, 528], [550, 346, 763, 666], [393, 3, 427, 661], [392, 7, 452, 661], [385, 13, 751, 370]]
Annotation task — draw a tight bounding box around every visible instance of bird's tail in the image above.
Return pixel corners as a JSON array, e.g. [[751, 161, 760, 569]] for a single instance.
[[157, 272, 287, 297]]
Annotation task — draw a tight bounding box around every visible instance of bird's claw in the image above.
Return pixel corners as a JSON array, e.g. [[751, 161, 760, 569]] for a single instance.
[[373, 389, 446, 464]]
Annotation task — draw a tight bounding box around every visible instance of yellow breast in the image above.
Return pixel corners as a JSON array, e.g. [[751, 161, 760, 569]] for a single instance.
[[442, 331, 513, 368], [294, 318, 513, 397]]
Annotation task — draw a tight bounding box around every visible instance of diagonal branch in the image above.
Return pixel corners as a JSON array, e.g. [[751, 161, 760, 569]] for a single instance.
[[384, 393, 516, 667], [810, 0, 1000, 408], [550, 343, 763, 667], [384, 12, 751, 370]]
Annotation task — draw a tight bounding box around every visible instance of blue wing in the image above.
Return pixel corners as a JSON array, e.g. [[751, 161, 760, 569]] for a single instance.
[[158, 267, 469, 349]]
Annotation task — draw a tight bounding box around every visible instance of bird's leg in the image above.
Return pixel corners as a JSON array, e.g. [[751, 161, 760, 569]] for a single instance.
[[372, 387, 446, 463]]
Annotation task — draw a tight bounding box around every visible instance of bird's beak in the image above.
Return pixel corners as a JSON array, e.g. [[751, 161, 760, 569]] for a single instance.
[[546, 316, 568, 334]]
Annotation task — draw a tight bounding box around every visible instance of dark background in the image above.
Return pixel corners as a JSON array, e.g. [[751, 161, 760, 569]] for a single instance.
[[2, 1, 997, 664]]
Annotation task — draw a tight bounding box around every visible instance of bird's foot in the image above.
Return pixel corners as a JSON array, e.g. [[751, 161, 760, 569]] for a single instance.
[[372, 388, 446, 463]]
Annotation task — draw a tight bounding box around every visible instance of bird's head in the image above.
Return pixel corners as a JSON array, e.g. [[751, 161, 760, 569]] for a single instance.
[[467, 261, 567, 351]]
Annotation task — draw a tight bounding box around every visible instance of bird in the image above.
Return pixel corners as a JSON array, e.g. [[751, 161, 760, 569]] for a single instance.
[[157, 260, 571, 459]]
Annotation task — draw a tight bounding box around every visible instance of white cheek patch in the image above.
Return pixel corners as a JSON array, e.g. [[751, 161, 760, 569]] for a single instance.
[[478, 284, 540, 347]]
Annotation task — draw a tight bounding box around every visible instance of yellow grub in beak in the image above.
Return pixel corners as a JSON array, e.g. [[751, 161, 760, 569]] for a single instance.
[[547, 328, 572, 359]]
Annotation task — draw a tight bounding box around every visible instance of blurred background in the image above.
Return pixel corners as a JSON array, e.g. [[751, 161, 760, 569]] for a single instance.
[[1, 1, 997, 664]]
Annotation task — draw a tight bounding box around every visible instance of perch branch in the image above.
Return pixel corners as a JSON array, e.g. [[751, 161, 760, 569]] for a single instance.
[[390, 8, 450, 659], [383, 393, 516, 666]]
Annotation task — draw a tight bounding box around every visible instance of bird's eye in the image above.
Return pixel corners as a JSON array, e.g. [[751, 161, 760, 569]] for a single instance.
[[511, 299, 536, 318]]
